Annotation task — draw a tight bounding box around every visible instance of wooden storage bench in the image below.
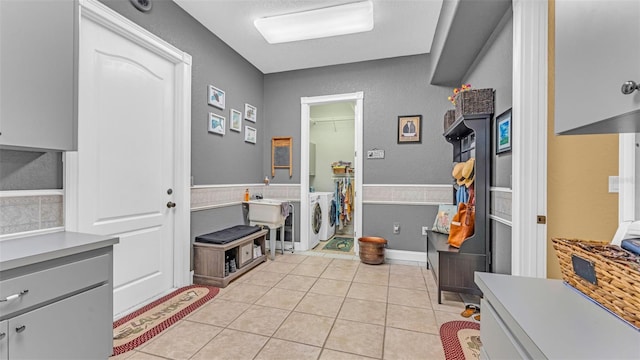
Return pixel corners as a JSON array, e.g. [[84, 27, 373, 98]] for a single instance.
[[427, 230, 485, 303], [193, 228, 268, 287]]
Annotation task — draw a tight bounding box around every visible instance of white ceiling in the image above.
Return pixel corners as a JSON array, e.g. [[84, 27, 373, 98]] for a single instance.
[[173, 0, 444, 74]]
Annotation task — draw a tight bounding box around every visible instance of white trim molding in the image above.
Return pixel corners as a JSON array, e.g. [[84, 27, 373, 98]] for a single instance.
[[0, 190, 64, 197], [489, 214, 513, 227], [512, 0, 548, 278], [489, 187, 512, 193], [384, 249, 428, 264], [301, 92, 364, 251]]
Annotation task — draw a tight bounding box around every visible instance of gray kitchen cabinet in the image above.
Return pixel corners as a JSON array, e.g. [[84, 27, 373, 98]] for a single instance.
[[7, 284, 111, 359], [0, 0, 77, 151], [0, 320, 6, 360], [555, 0, 640, 135], [0, 232, 118, 359], [475, 272, 640, 359]]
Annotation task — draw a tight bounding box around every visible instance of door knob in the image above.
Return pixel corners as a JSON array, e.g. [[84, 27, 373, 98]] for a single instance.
[[621, 80, 639, 95], [166, 201, 176, 208]]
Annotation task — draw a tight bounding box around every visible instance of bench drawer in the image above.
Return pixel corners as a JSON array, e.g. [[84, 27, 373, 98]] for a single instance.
[[239, 242, 254, 267]]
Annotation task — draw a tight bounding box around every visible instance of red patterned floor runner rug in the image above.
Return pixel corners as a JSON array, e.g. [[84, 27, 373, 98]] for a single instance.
[[439, 320, 481, 360], [112, 285, 219, 356]]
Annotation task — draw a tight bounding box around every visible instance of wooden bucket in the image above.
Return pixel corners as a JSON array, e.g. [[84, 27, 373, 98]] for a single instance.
[[358, 237, 387, 265]]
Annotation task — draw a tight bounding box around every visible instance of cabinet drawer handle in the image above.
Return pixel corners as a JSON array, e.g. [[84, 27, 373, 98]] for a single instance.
[[0, 289, 29, 302], [0, 332, 5, 340], [15, 325, 26, 333]]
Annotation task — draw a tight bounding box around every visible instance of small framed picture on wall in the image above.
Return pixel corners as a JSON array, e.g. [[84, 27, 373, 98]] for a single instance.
[[230, 109, 242, 132], [244, 103, 257, 122], [496, 108, 512, 154], [208, 85, 225, 110], [244, 126, 257, 143], [208, 113, 225, 135], [397, 115, 422, 144]]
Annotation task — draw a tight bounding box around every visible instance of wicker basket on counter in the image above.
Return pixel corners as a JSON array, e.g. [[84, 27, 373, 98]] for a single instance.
[[454, 88, 494, 119], [551, 238, 640, 328], [443, 109, 456, 133]]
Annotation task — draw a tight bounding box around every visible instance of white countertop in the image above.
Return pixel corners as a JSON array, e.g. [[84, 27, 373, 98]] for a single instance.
[[0, 231, 119, 271], [475, 272, 640, 359]]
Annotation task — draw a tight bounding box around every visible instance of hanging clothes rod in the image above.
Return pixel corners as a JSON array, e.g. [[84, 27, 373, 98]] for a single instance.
[[310, 117, 354, 123]]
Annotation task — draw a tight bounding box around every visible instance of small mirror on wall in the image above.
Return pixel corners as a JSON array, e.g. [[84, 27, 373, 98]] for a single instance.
[[272, 137, 292, 177]]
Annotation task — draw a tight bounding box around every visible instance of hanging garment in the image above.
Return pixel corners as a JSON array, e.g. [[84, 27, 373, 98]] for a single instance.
[[456, 186, 468, 206]]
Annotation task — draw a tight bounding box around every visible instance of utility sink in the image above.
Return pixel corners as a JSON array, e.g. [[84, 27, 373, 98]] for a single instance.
[[248, 199, 285, 223]]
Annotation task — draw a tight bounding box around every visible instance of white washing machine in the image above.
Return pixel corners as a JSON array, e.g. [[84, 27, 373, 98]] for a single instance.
[[308, 193, 322, 249], [316, 192, 336, 241]]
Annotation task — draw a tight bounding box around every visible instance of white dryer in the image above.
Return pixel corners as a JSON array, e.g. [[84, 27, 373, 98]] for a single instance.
[[317, 192, 336, 241], [308, 193, 322, 249]]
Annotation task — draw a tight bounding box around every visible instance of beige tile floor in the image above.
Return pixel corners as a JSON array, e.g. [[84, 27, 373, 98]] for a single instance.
[[110, 251, 478, 360]]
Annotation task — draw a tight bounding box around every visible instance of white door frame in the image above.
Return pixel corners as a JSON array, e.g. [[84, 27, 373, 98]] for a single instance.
[[619, 133, 635, 222], [512, 0, 547, 278], [65, 0, 192, 288], [300, 92, 364, 251]]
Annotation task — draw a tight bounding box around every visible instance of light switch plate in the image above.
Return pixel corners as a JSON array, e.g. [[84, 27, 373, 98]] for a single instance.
[[367, 149, 385, 159]]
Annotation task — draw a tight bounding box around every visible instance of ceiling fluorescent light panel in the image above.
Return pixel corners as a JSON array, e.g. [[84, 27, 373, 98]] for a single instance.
[[254, 0, 374, 44]]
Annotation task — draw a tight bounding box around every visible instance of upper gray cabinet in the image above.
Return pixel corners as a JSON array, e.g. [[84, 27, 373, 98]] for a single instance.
[[0, 0, 76, 151], [555, 0, 640, 135]]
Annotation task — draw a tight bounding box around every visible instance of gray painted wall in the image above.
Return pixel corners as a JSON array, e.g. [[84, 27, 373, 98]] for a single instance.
[[0, 150, 62, 190], [364, 204, 437, 253], [264, 55, 455, 250], [264, 55, 454, 185], [463, 11, 513, 189], [492, 221, 512, 274], [463, 9, 513, 274], [99, 0, 264, 186]]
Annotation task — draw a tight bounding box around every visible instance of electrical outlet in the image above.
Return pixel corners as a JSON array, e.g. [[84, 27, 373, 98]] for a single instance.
[[422, 226, 429, 236], [393, 222, 400, 234]]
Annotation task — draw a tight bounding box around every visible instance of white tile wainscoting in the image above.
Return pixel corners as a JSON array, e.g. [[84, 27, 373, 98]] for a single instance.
[[489, 187, 512, 226], [191, 184, 454, 211], [0, 190, 64, 237]]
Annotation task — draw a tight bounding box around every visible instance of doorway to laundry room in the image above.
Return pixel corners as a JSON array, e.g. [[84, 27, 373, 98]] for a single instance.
[[300, 92, 363, 255], [309, 101, 356, 254]]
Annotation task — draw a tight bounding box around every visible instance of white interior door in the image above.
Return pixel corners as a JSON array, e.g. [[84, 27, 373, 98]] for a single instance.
[[76, 11, 176, 315]]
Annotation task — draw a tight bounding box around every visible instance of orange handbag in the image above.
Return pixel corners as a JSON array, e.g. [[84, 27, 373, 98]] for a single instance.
[[447, 202, 475, 248]]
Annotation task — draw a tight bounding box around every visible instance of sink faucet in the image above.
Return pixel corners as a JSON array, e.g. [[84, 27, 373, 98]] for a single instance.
[[255, 194, 263, 199]]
